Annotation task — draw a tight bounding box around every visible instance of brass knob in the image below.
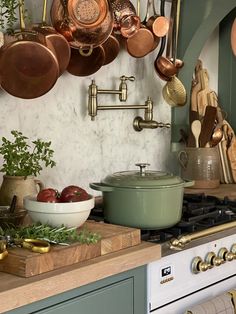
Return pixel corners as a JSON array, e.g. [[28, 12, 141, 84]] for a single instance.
[[218, 247, 234, 262], [213, 256, 224, 266], [231, 244, 236, 259], [205, 252, 216, 269], [192, 256, 210, 274]]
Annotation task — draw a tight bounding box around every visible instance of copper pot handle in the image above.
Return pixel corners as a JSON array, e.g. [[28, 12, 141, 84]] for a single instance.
[[79, 46, 93, 56]]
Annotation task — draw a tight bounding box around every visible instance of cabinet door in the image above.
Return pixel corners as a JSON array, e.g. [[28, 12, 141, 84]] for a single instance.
[[37, 278, 134, 314]]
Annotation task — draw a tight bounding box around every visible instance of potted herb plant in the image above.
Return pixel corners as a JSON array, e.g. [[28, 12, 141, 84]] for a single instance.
[[0, 130, 56, 210]]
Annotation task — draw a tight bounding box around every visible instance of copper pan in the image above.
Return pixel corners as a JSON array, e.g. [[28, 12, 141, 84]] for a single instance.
[[154, 0, 179, 81], [146, 0, 169, 38], [102, 33, 120, 65], [0, 0, 59, 99], [110, 0, 140, 38], [126, 0, 155, 58], [67, 0, 108, 29], [33, 0, 71, 75], [51, 0, 113, 50], [67, 45, 105, 76], [231, 18, 236, 56]]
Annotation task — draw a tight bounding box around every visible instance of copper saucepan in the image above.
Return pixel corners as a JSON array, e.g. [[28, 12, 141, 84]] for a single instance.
[[67, 45, 105, 76], [33, 0, 71, 75], [0, 0, 59, 99], [126, 0, 156, 58], [50, 0, 114, 51], [110, 0, 140, 38], [146, 0, 169, 38], [102, 32, 120, 65]]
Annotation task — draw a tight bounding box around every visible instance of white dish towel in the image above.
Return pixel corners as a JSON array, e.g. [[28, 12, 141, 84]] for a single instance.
[[184, 293, 235, 314]]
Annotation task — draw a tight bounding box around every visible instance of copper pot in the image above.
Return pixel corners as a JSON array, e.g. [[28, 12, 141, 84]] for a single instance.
[[0, 1, 59, 99], [33, 0, 71, 75], [110, 0, 140, 38], [126, 0, 155, 58], [102, 33, 120, 65], [50, 0, 114, 50], [67, 45, 105, 76]]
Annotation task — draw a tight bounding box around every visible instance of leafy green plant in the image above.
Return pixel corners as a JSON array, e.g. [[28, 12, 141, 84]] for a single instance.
[[0, 130, 56, 177], [0, 0, 30, 34]]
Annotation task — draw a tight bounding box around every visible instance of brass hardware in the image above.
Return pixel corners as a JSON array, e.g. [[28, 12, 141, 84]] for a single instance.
[[88, 75, 135, 120], [218, 247, 234, 262], [205, 252, 216, 268], [88, 78, 170, 131], [213, 256, 224, 266], [170, 221, 236, 250], [231, 244, 236, 258], [192, 256, 210, 274], [133, 97, 171, 132]]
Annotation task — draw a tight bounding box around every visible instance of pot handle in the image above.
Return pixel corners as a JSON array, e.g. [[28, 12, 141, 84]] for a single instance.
[[178, 150, 188, 169], [89, 183, 114, 192], [183, 180, 195, 188]]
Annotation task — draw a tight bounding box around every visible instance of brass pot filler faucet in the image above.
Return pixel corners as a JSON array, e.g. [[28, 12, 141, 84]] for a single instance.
[[88, 75, 171, 131]]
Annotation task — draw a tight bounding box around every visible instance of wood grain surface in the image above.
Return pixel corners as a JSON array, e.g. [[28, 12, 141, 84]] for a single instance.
[[0, 221, 141, 277]]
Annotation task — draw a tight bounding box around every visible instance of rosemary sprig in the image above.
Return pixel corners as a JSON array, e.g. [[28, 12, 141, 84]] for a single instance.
[[0, 223, 101, 245]]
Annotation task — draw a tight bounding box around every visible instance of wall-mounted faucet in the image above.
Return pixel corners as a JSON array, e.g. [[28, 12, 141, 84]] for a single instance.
[[88, 75, 135, 120], [88, 77, 170, 131]]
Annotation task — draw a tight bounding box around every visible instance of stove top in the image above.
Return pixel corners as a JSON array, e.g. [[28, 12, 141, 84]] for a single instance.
[[89, 193, 236, 244]]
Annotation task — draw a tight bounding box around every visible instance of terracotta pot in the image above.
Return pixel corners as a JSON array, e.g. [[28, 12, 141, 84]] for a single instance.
[[0, 176, 44, 211]]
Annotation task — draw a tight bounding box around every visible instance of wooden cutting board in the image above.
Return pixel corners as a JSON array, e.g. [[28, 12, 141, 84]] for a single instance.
[[0, 221, 141, 278]]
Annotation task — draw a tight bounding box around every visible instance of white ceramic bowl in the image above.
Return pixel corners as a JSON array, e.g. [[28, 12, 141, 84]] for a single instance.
[[23, 195, 95, 227]]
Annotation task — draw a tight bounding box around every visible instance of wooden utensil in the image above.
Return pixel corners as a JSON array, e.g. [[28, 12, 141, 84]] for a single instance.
[[191, 120, 201, 148], [187, 110, 199, 147], [199, 105, 217, 147], [191, 59, 203, 111], [196, 69, 212, 117]]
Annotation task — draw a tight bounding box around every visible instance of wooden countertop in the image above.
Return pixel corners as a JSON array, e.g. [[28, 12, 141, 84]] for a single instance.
[[0, 242, 161, 313], [185, 184, 236, 199]]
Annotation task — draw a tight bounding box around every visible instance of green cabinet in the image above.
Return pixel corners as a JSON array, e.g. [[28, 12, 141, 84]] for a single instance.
[[6, 266, 147, 314]]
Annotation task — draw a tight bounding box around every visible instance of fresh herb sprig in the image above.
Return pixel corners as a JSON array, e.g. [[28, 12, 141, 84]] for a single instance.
[[0, 223, 101, 245], [0, 130, 56, 176]]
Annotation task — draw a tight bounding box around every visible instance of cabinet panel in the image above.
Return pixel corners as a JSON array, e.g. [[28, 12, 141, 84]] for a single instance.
[[37, 279, 133, 314]]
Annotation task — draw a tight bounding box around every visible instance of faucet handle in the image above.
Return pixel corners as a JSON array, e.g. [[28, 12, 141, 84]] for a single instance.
[[119, 75, 135, 101], [120, 75, 135, 82]]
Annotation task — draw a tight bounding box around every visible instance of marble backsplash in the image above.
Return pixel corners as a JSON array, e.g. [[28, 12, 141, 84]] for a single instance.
[[0, 1, 218, 195]]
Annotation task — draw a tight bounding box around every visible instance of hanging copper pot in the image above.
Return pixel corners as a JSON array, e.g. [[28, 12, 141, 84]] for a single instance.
[[50, 0, 114, 51], [67, 45, 105, 76], [102, 33, 120, 65], [146, 0, 169, 38], [126, 0, 156, 58], [0, 0, 59, 99], [33, 0, 71, 75], [110, 0, 140, 38]]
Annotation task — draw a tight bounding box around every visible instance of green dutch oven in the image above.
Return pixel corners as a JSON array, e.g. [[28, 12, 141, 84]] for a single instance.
[[90, 163, 194, 229]]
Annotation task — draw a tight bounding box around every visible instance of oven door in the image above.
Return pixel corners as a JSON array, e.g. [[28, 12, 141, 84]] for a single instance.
[[150, 275, 236, 314]]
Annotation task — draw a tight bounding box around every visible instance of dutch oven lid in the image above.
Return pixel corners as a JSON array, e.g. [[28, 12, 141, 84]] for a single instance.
[[102, 163, 184, 188]]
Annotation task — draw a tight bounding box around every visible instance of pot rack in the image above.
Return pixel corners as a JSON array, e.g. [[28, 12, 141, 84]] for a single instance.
[[88, 76, 171, 131]]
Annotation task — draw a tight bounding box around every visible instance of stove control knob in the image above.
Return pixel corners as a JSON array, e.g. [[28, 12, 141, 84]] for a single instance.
[[192, 256, 210, 274], [218, 247, 234, 262], [205, 252, 216, 268], [213, 256, 224, 266], [231, 244, 236, 259]]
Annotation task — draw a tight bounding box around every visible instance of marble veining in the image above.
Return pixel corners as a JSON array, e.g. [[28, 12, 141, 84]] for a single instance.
[[0, 1, 218, 195]]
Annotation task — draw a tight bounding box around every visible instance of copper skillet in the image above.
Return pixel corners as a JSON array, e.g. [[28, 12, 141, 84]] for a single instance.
[[126, 0, 156, 58], [0, 0, 59, 99], [33, 0, 71, 76]]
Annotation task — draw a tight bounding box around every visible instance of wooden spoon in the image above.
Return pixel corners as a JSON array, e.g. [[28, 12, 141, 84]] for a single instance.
[[191, 120, 201, 148]]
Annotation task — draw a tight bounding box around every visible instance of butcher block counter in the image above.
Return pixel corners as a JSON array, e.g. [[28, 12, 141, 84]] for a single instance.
[[0, 240, 160, 314], [185, 184, 236, 199]]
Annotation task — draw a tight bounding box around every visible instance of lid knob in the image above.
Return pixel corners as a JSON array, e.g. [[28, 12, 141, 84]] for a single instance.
[[135, 163, 150, 176]]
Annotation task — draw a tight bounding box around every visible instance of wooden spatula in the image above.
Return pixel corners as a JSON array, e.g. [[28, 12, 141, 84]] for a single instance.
[[199, 105, 217, 147], [191, 120, 201, 148]]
